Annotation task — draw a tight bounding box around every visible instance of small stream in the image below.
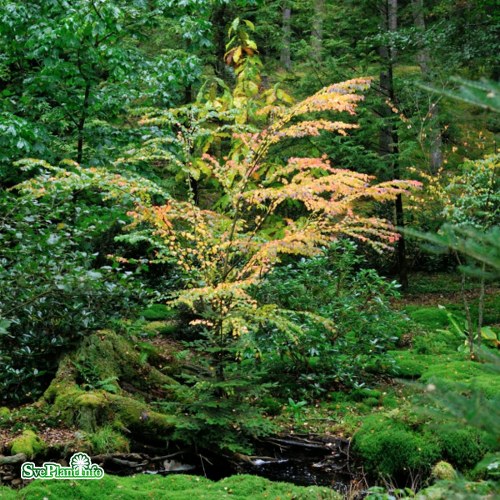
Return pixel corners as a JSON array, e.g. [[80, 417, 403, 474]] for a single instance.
[[231, 436, 356, 494], [105, 434, 361, 496], [1, 435, 362, 496]]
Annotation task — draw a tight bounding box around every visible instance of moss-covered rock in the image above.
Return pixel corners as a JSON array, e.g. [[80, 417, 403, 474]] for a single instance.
[[42, 329, 180, 442], [435, 427, 492, 470], [352, 414, 441, 478], [10, 430, 46, 458], [431, 461, 456, 481], [89, 426, 130, 454]]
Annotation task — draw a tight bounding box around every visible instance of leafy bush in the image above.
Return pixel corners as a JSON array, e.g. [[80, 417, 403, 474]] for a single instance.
[[0, 193, 146, 403], [254, 241, 408, 395]]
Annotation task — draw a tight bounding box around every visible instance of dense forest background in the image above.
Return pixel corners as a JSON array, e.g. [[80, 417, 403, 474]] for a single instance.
[[0, 1, 499, 498]]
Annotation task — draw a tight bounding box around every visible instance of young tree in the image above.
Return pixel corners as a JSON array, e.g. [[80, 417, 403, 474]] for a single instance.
[[124, 78, 420, 382]]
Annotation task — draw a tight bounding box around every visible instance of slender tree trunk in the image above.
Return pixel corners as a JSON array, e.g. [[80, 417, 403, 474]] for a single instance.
[[77, 82, 91, 164], [411, 0, 443, 174], [311, 0, 325, 61], [212, 4, 228, 77], [460, 269, 475, 358], [281, 2, 292, 70], [477, 263, 486, 349], [379, 0, 408, 290]]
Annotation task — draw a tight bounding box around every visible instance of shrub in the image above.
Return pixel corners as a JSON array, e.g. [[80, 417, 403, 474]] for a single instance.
[[254, 241, 408, 395], [0, 193, 147, 404]]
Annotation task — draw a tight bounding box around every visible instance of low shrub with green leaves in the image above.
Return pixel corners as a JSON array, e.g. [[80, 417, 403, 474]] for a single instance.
[[0, 192, 147, 404], [254, 241, 408, 395]]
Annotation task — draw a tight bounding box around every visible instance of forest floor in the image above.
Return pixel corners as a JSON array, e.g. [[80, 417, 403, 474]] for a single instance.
[[0, 273, 498, 499]]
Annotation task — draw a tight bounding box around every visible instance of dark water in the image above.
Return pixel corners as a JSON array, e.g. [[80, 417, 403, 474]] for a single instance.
[[232, 436, 356, 495], [103, 435, 360, 496]]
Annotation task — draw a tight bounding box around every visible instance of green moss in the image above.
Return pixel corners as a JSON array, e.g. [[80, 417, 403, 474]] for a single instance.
[[0, 406, 10, 419], [406, 306, 452, 330], [141, 320, 179, 337], [90, 426, 130, 454], [10, 430, 46, 458], [351, 388, 382, 402], [352, 415, 441, 478], [412, 328, 460, 355], [390, 351, 460, 378], [0, 473, 340, 499], [41, 328, 181, 442], [415, 478, 499, 499], [421, 360, 500, 398], [49, 385, 176, 437], [431, 461, 457, 481], [140, 303, 177, 321], [73, 329, 178, 388], [381, 394, 399, 409], [362, 397, 380, 408], [436, 427, 492, 470]]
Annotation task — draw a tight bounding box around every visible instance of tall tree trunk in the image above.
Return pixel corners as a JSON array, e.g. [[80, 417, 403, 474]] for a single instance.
[[379, 0, 408, 290], [212, 4, 228, 77], [311, 0, 325, 61], [280, 2, 292, 70], [411, 0, 443, 174], [77, 82, 91, 164]]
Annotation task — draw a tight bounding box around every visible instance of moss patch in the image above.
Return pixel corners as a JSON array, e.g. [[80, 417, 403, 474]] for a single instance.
[[140, 304, 177, 321], [352, 414, 441, 478], [0, 473, 340, 499], [41, 329, 180, 443], [421, 360, 500, 398], [390, 351, 461, 378], [431, 461, 456, 481], [415, 478, 499, 499], [10, 430, 46, 458], [89, 426, 129, 454], [405, 306, 452, 331], [436, 427, 492, 470]]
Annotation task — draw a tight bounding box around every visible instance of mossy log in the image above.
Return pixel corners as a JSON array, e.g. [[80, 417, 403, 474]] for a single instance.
[[43, 329, 180, 440]]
